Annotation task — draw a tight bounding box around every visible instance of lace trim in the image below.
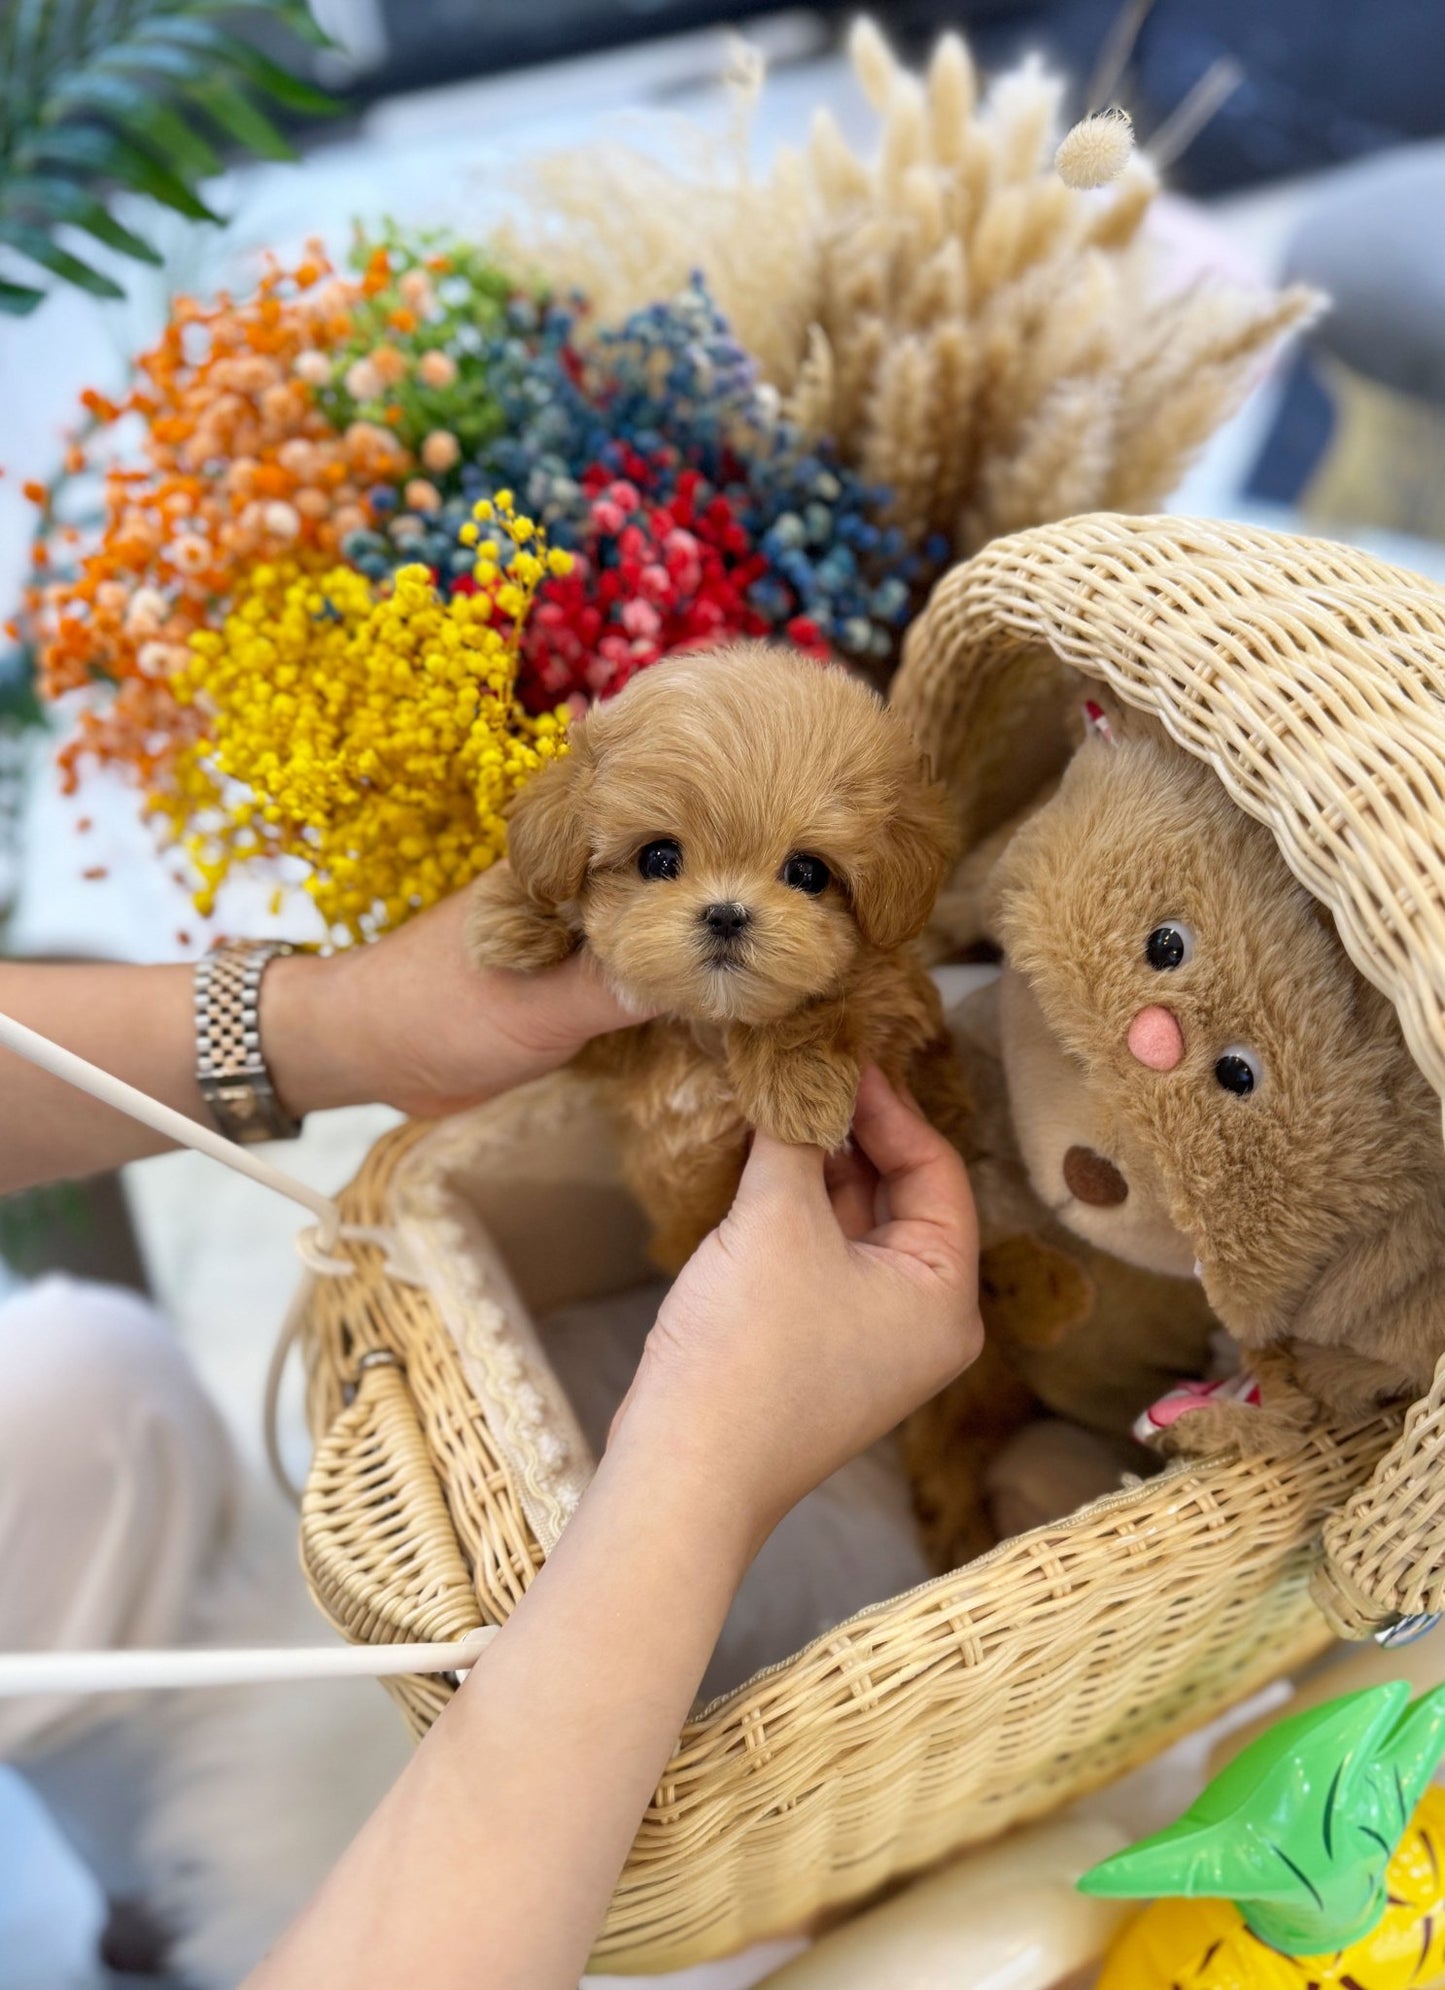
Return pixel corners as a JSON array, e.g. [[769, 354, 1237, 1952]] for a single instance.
[[386, 1091, 597, 1552]]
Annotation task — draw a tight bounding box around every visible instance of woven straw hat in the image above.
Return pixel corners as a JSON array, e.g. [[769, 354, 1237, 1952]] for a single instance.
[[297, 515, 1445, 1973]]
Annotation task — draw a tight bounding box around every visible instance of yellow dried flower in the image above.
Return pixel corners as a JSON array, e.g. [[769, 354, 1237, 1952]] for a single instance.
[[164, 498, 568, 940]]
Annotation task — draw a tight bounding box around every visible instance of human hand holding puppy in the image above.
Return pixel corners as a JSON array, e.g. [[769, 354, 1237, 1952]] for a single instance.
[[258, 887, 650, 1125], [609, 1062, 984, 1539]]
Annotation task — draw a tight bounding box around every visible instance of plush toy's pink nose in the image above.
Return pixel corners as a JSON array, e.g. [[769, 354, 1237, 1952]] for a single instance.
[[1128, 1005, 1184, 1071]]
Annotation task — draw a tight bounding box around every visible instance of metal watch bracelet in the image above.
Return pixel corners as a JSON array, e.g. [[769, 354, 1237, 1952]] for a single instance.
[[194, 940, 304, 1144]]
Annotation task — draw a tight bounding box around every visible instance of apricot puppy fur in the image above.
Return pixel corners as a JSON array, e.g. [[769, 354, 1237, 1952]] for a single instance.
[[467, 643, 967, 1269]]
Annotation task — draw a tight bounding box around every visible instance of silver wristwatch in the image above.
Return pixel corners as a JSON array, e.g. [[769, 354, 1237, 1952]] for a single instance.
[[194, 940, 303, 1144]]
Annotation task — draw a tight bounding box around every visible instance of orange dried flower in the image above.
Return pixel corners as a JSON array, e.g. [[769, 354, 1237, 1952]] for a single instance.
[[370, 343, 408, 387], [25, 243, 412, 792]]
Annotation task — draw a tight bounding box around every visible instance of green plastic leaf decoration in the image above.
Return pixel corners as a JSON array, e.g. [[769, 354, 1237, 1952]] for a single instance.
[[1080, 1682, 1445, 1957], [0, 0, 340, 312]]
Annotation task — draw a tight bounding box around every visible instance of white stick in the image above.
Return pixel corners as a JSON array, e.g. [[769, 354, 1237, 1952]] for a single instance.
[[0, 1009, 341, 1246], [0, 1634, 498, 1698]]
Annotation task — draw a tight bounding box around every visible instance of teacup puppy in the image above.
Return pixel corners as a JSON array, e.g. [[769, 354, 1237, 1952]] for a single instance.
[[467, 642, 969, 1269]]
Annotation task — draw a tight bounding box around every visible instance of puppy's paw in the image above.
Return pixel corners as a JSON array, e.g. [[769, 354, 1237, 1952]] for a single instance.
[[750, 1052, 858, 1149], [466, 867, 575, 974], [909, 1471, 999, 1572]]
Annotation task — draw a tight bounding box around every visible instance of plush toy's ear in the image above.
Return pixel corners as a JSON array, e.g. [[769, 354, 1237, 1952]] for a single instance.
[[851, 775, 959, 952], [506, 738, 594, 909]]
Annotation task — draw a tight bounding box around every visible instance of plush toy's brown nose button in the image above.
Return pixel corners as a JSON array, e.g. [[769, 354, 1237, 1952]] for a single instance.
[[1062, 1145, 1129, 1207]]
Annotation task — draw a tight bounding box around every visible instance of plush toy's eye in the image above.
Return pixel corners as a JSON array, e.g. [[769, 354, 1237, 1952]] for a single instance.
[[781, 852, 831, 895], [637, 838, 683, 882], [1214, 1047, 1262, 1097], [1145, 922, 1195, 971]]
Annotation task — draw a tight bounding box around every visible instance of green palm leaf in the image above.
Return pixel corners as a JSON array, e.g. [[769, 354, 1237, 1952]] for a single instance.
[[0, 273, 44, 310], [0, 173, 163, 260], [187, 75, 295, 160], [0, 0, 341, 314], [28, 123, 221, 220]]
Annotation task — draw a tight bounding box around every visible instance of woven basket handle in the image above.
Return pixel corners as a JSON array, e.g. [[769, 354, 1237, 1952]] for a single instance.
[[1312, 1355, 1445, 1638], [893, 515, 1445, 1642], [302, 1350, 485, 1651]]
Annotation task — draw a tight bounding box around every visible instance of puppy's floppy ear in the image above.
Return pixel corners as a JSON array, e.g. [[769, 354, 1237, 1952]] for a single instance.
[[850, 772, 959, 952], [506, 735, 594, 909]]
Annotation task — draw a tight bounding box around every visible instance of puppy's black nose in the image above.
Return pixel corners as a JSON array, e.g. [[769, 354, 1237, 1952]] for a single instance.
[[702, 902, 749, 940], [1062, 1144, 1129, 1208]]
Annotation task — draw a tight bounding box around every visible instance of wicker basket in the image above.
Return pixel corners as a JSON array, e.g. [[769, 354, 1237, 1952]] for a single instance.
[[297, 514, 1445, 1974]]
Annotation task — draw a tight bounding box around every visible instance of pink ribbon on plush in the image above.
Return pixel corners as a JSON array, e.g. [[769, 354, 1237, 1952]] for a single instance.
[[1133, 1371, 1262, 1445]]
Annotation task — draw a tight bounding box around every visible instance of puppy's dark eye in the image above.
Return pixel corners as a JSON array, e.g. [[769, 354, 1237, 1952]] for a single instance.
[[1214, 1047, 1262, 1097], [637, 838, 682, 882], [781, 852, 831, 896], [1145, 922, 1194, 971]]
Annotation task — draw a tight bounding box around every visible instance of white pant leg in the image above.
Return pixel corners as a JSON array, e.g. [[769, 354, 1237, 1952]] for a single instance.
[[0, 1275, 238, 1762]]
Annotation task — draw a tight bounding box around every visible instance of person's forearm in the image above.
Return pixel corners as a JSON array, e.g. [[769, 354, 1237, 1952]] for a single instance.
[[0, 890, 644, 1196], [246, 1413, 758, 1990], [0, 954, 358, 1195], [0, 960, 209, 1190]]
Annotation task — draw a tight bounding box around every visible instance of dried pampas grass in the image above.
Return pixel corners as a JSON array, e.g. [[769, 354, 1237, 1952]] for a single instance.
[[515, 19, 1318, 559]]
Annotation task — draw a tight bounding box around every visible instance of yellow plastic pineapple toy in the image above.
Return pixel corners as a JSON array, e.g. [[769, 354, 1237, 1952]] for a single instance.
[[1080, 1681, 1445, 1988]]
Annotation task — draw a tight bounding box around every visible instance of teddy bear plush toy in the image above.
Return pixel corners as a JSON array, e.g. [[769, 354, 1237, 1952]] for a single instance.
[[952, 693, 1445, 1473]]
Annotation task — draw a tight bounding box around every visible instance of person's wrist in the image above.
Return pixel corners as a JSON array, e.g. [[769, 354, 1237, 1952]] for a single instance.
[[601, 1386, 785, 1569], [259, 949, 375, 1118], [599, 1395, 775, 1572]]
